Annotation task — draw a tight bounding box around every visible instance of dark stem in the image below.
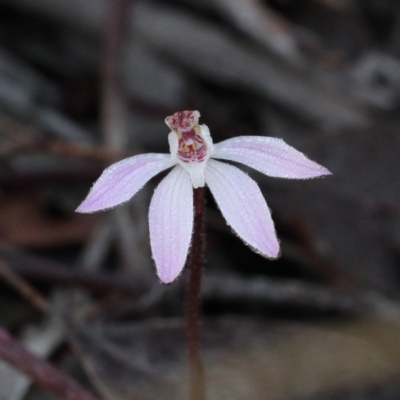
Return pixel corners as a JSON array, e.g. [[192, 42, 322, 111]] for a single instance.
[[186, 187, 206, 400]]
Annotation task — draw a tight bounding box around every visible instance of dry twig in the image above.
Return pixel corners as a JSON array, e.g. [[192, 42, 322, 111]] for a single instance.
[[0, 328, 100, 400], [0, 261, 51, 313]]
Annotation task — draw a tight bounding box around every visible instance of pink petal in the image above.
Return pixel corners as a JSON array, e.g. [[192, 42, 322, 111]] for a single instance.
[[76, 154, 175, 213], [213, 136, 331, 179], [205, 160, 279, 258], [149, 166, 194, 284]]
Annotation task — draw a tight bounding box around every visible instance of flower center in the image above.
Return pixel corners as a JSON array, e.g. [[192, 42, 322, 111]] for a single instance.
[[166, 110, 214, 188], [177, 127, 208, 163], [165, 110, 200, 132]]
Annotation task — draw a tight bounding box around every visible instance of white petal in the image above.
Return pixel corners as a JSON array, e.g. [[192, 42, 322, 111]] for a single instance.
[[149, 166, 194, 284], [76, 154, 175, 213], [199, 124, 214, 154], [184, 162, 206, 188], [205, 159, 279, 258], [213, 136, 331, 179], [168, 131, 179, 162]]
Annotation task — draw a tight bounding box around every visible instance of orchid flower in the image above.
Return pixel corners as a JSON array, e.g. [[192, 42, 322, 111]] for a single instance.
[[76, 111, 331, 284]]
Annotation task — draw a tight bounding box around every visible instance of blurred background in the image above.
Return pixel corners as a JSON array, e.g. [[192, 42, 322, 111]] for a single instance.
[[0, 0, 400, 399]]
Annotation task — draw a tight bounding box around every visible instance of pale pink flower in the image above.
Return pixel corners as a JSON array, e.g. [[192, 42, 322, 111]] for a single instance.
[[76, 111, 331, 283]]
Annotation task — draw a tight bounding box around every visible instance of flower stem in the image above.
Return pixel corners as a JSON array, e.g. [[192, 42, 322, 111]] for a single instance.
[[186, 186, 206, 400]]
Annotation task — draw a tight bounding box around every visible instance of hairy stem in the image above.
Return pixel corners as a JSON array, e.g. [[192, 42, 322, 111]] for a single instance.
[[186, 187, 206, 400]]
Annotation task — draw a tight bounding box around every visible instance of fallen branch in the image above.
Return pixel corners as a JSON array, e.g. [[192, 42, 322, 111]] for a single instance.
[[0, 244, 394, 317], [0, 243, 148, 295]]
